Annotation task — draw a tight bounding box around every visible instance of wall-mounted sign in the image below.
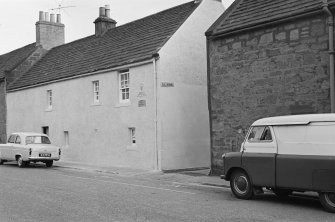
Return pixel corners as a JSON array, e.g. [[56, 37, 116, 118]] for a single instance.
[[138, 100, 146, 107], [137, 83, 146, 98], [161, 82, 174, 87]]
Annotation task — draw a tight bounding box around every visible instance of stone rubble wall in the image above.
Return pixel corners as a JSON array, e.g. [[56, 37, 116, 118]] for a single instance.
[[208, 15, 331, 173]]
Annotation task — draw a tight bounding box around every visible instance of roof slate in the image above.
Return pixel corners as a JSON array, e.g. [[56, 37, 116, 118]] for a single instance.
[[207, 0, 335, 37], [8, 1, 198, 90], [0, 43, 37, 79]]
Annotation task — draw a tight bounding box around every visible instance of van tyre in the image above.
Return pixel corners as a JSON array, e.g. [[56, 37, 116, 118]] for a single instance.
[[230, 170, 253, 199], [319, 192, 335, 213], [45, 161, 53, 167]]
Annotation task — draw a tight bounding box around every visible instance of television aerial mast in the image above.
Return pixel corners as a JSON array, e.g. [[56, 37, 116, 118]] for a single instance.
[[50, 4, 76, 15]]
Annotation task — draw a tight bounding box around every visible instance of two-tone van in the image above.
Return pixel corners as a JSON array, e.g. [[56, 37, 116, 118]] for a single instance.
[[221, 114, 335, 213]]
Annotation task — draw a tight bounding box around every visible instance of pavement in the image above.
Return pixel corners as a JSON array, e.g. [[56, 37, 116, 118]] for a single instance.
[[54, 160, 230, 189]]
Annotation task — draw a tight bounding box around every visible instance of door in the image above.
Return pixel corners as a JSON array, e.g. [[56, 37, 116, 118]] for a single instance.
[[4, 135, 16, 160], [242, 126, 276, 187]]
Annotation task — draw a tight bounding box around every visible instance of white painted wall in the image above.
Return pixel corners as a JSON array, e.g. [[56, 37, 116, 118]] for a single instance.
[[157, 0, 224, 170], [7, 63, 157, 169]]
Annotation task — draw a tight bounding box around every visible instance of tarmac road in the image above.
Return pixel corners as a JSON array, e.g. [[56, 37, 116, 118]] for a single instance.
[[0, 162, 335, 222]]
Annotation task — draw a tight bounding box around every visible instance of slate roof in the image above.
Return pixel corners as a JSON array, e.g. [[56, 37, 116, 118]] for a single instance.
[[207, 0, 335, 37], [0, 43, 37, 79], [8, 1, 199, 90]]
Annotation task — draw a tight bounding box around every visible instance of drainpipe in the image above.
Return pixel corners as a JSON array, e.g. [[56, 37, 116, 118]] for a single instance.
[[152, 54, 160, 171], [322, 0, 335, 113]]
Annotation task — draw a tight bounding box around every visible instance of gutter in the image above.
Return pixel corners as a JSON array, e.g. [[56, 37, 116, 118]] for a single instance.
[[322, 0, 335, 113], [7, 59, 154, 93], [152, 54, 160, 171], [206, 38, 214, 175]]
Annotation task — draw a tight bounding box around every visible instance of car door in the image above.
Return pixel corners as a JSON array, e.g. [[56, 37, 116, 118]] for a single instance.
[[12, 135, 24, 159], [242, 126, 277, 187], [5, 135, 16, 160]]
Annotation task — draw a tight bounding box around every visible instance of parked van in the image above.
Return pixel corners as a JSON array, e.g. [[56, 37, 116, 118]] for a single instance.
[[221, 114, 335, 213]]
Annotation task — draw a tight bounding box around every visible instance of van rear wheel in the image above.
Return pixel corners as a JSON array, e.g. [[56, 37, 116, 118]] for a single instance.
[[319, 192, 335, 213], [230, 170, 253, 200]]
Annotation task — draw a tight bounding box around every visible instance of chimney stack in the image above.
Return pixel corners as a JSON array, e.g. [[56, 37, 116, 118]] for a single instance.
[[94, 5, 116, 36], [36, 11, 65, 50]]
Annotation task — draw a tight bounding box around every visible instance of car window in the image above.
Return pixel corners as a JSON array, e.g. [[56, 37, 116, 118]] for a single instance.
[[8, 135, 16, 143], [15, 136, 21, 144], [26, 136, 51, 144]]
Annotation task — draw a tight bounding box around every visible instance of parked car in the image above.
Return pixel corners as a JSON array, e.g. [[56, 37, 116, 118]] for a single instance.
[[0, 132, 61, 168], [221, 114, 335, 213]]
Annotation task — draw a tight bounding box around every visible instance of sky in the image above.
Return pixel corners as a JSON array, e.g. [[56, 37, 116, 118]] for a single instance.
[[0, 0, 234, 55]]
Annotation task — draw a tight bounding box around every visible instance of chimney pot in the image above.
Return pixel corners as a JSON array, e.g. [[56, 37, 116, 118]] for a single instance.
[[39, 11, 45, 21], [105, 5, 110, 18], [50, 14, 55, 23], [45, 12, 50, 22], [99, 7, 106, 17], [56, 14, 61, 23]]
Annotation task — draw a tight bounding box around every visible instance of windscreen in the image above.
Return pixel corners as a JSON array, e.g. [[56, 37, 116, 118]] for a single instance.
[[26, 136, 51, 144]]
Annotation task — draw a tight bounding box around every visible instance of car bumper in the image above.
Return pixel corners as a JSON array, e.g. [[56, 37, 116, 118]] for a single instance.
[[28, 157, 60, 161]]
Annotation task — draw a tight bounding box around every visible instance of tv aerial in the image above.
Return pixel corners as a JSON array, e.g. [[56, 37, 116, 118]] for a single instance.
[[50, 4, 76, 16]]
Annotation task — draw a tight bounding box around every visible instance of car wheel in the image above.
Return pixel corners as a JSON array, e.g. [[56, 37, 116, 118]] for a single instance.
[[230, 170, 253, 200], [17, 156, 26, 168], [319, 192, 335, 213], [45, 160, 53, 167], [0, 159, 5, 165], [273, 189, 292, 198]]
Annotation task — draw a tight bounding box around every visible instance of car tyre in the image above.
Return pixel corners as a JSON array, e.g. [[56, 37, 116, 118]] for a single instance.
[[17, 156, 26, 168], [45, 160, 53, 167], [230, 170, 253, 200], [0, 159, 4, 165], [319, 192, 335, 213], [273, 189, 292, 198]]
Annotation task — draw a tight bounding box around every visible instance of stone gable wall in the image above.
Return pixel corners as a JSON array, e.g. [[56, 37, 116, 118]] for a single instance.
[[208, 15, 331, 173]]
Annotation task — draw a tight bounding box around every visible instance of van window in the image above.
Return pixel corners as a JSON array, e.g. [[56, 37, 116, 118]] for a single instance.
[[248, 126, 265, 141], [248, 126, 272, 142]]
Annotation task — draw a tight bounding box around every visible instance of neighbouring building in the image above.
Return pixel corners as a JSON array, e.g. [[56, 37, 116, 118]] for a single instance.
[[206, 0, 335, 173], [0, 12, 64, 143], [6, 0, 224, 170]]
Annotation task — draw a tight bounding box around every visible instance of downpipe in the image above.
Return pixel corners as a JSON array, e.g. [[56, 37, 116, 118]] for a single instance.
[[322, 0, 335, 113]]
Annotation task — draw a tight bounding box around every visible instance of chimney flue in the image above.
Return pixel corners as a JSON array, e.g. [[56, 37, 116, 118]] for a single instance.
[[45, 12, 49, 22], [105, 5, 110, 18], [99, 7, 106, 17], [39, 11, 45, 21], [56, 14, 61, 23], [50, 14, 55, 23]]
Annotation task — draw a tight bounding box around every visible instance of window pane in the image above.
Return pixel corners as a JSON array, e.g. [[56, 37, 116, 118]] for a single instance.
[[248, 126, 265, 141], [260, 127, 272, 141]]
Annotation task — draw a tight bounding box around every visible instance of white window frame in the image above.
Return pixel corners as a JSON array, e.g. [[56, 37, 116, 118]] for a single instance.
[[92, 80, 100, 104], [119, 70, 130, 103], [47, 90, 52, 110]]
